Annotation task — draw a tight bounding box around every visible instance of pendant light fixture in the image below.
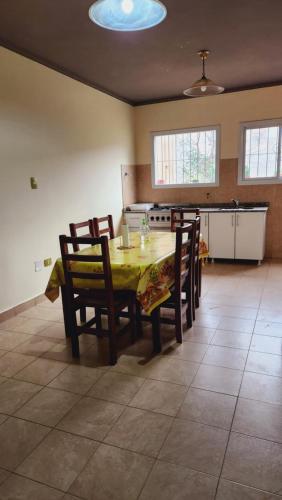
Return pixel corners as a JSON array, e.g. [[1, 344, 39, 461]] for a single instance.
[[183, 50, 224, 97], [89, 0, 167, 32]]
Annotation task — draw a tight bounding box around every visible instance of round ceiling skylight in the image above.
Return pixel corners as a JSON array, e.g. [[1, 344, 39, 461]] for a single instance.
[[89, 0, 167, 32]]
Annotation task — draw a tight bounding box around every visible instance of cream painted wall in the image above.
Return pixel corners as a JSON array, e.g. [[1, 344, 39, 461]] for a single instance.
[[135, 86, 282, 163], [0, 47, 134, 313]]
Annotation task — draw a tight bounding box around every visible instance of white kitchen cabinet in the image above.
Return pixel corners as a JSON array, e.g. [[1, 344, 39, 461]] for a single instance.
[[200, 212, 209, 247], [235, 212, 266, 261], [209, 212, 235, 259]]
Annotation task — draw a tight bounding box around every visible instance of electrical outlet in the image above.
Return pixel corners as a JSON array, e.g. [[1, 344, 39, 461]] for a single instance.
[[44, 258, 52, 267], [34, 261, 43, 272]]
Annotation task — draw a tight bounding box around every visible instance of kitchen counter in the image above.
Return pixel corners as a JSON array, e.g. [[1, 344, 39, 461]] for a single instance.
[[124, 203, 269, 213]]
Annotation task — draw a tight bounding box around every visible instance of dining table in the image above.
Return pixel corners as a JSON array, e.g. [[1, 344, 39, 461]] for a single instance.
[[45, 231, 208, 341]]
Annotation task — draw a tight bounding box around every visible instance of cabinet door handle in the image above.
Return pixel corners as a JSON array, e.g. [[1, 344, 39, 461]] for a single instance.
[[231, 215, 234, 226]]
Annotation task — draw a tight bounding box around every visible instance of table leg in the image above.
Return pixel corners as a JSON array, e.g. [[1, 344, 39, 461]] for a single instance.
[[151, 307, 161, 353]]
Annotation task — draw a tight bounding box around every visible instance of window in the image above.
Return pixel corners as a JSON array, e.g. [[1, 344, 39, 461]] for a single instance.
[[239, 119, 282, 184], [151, 126, 220, 188]]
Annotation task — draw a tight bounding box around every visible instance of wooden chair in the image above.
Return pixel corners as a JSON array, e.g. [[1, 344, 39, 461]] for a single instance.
[[171, 210, 201, 314], [159, 223, 195, 343], [171, 208, 200, 232], [59, 235, 136, 365], [137, 224, 194, 349], [69, 220, 94, 251], [93, 215, 115, 239]]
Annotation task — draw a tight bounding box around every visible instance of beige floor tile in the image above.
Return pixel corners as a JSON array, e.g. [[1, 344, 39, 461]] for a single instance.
[[250, 335, 282, 356], [0, 417, 49, 470], [200, 304, 258, 320], [182, 326, 216, 344], [49, 364, 104, 395], [232, 398, 282, 443], [0, 414, 8, 425], [216, 479, 282, 499], [0, 352, 35, 377], [139, 460, 217, 500], [0, 315, 28, 331], [88, 371, 144, 404], [203, 345, 247, 371], [0, 331, 32, 350], [37, 322, 67, 340], [257, 309, 282, 324], [129, 379, 187, 416], [178, 387, 236, 430], [245, 351, 282, 378], [192, 364, 243, 396], [147, 358, 199, 386], [63, 496, 81, 500], [159, 418, 228, 475], [222, 432, 282, 493], [70, 443, 154, 500], [15, 358, 67, 385], [240, 372, 282, 405], [17, 429, 97, 491], [0, 469, 11, 487], [255, 320, 282, 338], [0, 475, 64, 500], [12, 318, 53, 335], [105, 407, 172, 458], [21, 306, 63, 323], [16, 387, 80, 426], [192, 314, 221, 329], [0, 379, 42, 414], [14, 336, 59, 357], [0, 350, 6, 358], [163, 341, 208, 363], [217, 317, 255, 333], [211, 331, 251, 349], [57, 396, 124, 440]]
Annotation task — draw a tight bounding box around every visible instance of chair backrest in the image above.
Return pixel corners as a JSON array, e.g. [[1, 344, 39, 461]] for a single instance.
[[171, 208, 200, 232], [59, 235, 114, 306], [69, 220, 94, 251], [93, 215, 115, 239], [174, 224, 194, 295], [193, 215, 201, 262]]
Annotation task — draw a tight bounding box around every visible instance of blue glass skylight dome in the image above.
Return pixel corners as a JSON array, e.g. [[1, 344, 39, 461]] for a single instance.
[[89, 0, 167, 31]]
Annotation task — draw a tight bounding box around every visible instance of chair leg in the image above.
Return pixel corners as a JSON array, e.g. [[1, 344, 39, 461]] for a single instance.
[[61, 285, 71, 338], [80, 307, 86, 324], [136, 301, 143, 338], [96, 308, 102, 330], [195, 266, 200, 309], [128, 297, 137, 344], [175, 300, 183, 344], [199, 259, 202, 298], [108, 314, 117, 365], [151, 308, 161, 353]]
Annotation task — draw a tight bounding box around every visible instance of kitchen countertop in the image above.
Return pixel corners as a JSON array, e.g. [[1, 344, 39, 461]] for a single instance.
[[124, 202, 269, 213]]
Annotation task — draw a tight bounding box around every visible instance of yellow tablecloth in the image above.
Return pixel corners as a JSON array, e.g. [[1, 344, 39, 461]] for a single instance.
[[45, 232, 208, 314]]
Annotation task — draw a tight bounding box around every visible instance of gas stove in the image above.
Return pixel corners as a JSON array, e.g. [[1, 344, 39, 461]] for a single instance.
[[148, 208, 172, 230]]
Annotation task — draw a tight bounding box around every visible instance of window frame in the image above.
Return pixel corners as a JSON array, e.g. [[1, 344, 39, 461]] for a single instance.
[[151, 125, 221, 189], [238, 118, 282, 185]]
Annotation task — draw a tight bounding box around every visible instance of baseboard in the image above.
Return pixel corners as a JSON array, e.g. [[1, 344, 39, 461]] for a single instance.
[[0, 293, 46, 323]]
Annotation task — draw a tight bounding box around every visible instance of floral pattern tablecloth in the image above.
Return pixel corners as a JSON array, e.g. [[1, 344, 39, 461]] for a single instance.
[[45, 231, 208, 314]]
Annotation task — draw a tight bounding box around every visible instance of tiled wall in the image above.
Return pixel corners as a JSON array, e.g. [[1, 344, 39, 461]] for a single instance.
[[132, 159, 282, 259]]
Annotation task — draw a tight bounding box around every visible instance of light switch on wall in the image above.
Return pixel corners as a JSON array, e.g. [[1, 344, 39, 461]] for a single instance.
[[34, 261, 43, 272], [30, 177, 38, 189]]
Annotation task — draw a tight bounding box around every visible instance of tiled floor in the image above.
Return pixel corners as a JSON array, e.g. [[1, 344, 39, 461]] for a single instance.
[[0, 260, 282, 499]]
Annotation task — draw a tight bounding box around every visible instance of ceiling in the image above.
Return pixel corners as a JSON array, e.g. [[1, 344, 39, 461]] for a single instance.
[[1, 0, 282, 105]]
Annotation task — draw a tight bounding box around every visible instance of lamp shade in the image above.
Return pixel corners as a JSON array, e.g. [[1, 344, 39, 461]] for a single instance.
[[89, 0, 167, 31]]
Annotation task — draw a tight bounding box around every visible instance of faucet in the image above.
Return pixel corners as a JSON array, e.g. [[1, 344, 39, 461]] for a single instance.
[[231, 198, 239, 208]]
